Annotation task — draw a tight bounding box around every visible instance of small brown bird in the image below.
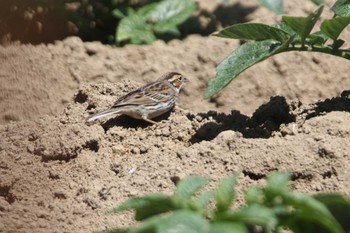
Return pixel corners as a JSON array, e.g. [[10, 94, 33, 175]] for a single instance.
[[86, 72, 188, 126]]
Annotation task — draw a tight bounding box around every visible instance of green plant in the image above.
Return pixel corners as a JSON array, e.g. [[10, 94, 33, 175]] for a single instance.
[[105, 172, 350, 233], [113, 0, 196, 45], [204, 0, 350, 98]]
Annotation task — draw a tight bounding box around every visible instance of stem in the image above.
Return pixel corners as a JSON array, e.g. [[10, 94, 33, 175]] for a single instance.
[[283, 45, 350, 60]]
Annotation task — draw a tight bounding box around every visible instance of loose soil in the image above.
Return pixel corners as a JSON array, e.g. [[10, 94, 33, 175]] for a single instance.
[[1, 0, 350, 232]]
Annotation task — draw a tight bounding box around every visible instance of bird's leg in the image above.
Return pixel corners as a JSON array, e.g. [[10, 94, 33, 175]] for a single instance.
[[141, 117, 164, 128]]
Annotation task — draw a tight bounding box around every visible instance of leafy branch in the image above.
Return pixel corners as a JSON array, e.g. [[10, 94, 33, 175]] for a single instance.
[[204, 0, 350, 98], [104, 172, 350, 233], [113, 0, 196, 45]]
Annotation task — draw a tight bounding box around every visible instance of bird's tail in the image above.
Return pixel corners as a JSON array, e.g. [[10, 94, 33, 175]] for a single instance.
[[86, 109, 120, 122]]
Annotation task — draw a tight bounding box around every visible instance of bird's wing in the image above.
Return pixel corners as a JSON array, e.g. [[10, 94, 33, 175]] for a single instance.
[[112, 81, 175, 107]]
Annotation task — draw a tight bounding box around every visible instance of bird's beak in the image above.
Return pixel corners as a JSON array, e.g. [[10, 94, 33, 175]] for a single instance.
[[183, 76, 189, 83]]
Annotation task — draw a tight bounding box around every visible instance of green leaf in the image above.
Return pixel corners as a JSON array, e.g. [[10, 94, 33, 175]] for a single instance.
[[245, 186, 264, 205], [306, 31, 328, 46], [174, 176, 210, 203], [215, 175, 237, 212], [282, 192, 345, 233], [158, 211, 209, 233], [194, 191, 215, 209], [112, 8, 126, 19], [334, 39, 346, 49], [112, 194, 177, 221], [311, 0, 324, 5], [137, 3, 159, 16], [273, 23, 302, 44], [129, 210, 208, 233], [214, 23, 291, 42], [208, 223, 247, 233], [149, 0, 196, 25], [315, 194, 350, 232], [219, 204, 278, 231], [116, 13, 156, 44], [99, 228, 129, 233], [273, 22, 298, 36], [149, 0, 196, 36], [153, 24, 180, 36], [204, 37, 293, 98], [282, 4, 324, 46], [257, 0, 284, 15], [331, 0, 350, 17], [320, 16, 350, 40], [265, 172, 290, 193], [115, 0, 195, 45]]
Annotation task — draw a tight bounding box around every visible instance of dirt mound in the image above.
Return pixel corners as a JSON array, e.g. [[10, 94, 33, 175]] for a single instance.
[[1, 80, 350, 232]]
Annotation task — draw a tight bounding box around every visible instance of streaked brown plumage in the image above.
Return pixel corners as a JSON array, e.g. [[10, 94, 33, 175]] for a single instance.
[[86, 72, 188, 126]]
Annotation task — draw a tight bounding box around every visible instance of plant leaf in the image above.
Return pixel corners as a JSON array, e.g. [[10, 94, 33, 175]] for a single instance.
[[153, 24, 180, 36], [157, 211, 208, 233], [282, 192, 345, 233], [156, 210, 209, 233], [114, 211, 208, 233], [194, 191, 215, 210], [257, 0, 284, 15], [174, 176, 210, 203], [204, 37, 293, 98], [311, 0, 324, 5], [137, 2, 159, 16], [273, 22, 298, 35], [149, 0, 196, 25], [208, 223, 247, 233], [149, 0, 196, 24], [331, 0, 350, 17], [315, 194, 350, 232], [265, 172, 290, 193], [282, 4, 324, 45], [245, 186, 264, 205], [116, 13, 155, 44], [320, 16, 350, 40], [273, 23, 302, 44], [215, 174, 237, 212], [219, 204, 278, 231], [213, 23, 291, 42], [112, 8, 126, 19], [112, 194, 177, 221], [306, 31, 328, 45]]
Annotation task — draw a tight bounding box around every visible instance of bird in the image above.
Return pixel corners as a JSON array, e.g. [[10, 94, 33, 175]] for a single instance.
[[85, 72, 188, 126]]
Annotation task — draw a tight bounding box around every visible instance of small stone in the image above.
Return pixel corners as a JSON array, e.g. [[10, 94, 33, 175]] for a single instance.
[[195, 115, 203, 122], [112, 144, 124, 154], [27, 145, 34, 153], [161, 128, 171, 137], [128, 167, 137, 174], [131, 147, 140, 154], [139, 146, 148, 154], [281, 123, 298, 136]]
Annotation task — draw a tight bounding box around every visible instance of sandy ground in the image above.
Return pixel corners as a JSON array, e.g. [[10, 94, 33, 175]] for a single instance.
[[1, 0, 350, 232]]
